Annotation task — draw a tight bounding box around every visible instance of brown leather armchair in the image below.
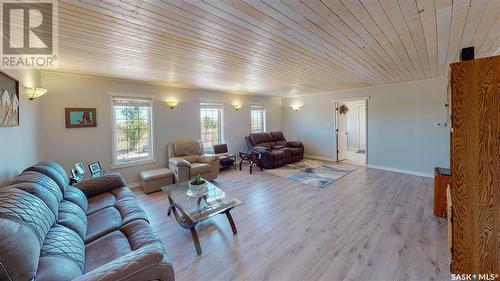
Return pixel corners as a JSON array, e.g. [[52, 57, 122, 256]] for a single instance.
[[167, 139, 219, 182], [246, 131, 304, 169]]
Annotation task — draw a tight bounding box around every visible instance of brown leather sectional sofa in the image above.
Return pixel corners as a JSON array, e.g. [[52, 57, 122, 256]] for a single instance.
[[0, 161, 174, 281], [246, 131, 304, 169]]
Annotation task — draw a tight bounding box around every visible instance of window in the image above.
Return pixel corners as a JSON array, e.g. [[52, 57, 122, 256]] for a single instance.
[[251, 105, 266, 133], [200, 103, 223, 150], [112, 96, 153, 166]]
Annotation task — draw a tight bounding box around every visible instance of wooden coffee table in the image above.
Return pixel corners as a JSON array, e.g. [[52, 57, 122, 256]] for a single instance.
[[161, 181, 243, 255]]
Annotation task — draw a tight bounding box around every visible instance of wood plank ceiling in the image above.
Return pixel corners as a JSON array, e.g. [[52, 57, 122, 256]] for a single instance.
[[52, 0, 500, 96]]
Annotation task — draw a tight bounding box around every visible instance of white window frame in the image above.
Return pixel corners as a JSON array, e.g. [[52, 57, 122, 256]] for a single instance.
[[200, 103, 223, 152], [250, 105, 266, 133], [111, 96, 155, 169]]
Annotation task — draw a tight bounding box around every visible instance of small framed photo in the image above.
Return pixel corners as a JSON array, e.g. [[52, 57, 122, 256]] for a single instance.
[[88, 162, 102, 175], [65, 108, 97, 128], [74, 163, 86, 175], [70, 168, 78, 178]]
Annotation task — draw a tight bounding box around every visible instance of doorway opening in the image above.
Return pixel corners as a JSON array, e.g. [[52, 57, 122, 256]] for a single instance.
[[335, 98, 367, 166]]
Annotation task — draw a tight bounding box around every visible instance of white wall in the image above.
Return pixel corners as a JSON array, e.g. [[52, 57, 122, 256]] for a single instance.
[[283, 78, 450, 177], [40, 71, 282, 183], [0, 69, 42, 185]]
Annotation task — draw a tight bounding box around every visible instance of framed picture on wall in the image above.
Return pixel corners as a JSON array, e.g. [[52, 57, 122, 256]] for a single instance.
[[0, 71, 20, 127], [65, 108, 97, 128]]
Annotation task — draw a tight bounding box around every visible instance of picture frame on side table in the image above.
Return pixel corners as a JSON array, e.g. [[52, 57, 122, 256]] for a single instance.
[[74, 162, 86, 176], [65, 108, 97, 128], [70, 168, 78, 179], [88, 162, 102, 175]]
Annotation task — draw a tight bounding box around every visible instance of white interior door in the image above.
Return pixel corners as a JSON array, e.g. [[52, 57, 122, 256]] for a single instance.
[[358, 104, 366, 151], [337, 103, 348, 161]]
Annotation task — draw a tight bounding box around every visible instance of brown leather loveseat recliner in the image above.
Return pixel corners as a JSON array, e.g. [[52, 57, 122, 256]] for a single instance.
[[0, 161, 174, 281], [246, 131, 304, 169]]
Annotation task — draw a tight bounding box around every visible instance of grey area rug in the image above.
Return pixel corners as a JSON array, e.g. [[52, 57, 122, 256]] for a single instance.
[[264, 159, 358, 188]]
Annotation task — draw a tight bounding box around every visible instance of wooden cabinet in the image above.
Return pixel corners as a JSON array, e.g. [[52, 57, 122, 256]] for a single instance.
[[448, 56, 499, 274]]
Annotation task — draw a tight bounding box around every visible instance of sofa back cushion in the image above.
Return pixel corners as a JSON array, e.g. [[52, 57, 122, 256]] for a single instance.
[[8, 171, 63, 217], [249, 133, 267, 146], [263, 132, 272, 142], [170, 140, 203, 157], [251, 132, 289, 149], [0, 187, 56, 281], [26, 161, 70, 194], [270, 131, 286, 142]]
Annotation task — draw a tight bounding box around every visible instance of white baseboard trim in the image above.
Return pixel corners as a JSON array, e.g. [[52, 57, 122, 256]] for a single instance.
[[126, 181, 141, 191], [366, 164, 433, 178], [304, 154, 337, 162]]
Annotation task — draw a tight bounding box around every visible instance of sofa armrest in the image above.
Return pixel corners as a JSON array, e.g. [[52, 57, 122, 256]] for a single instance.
[[74, 173, 126, 198], [74, 245, 174, 281], [286, 141, 303, 148], [169, 157, 191, 168], [199, 154, 219, 163]]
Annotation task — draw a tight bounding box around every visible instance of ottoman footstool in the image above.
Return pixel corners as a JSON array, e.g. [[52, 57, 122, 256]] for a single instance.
[[139, 168, 174, 194]]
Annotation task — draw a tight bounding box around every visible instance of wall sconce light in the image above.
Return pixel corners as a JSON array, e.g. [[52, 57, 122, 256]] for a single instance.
[[165, 101, 178, 109], [25, 87, 47, 100], [292, 105, 301, 111], [233, 104, 242, 110]]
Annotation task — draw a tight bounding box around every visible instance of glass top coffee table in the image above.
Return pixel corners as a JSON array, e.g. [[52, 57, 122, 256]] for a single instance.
[[161, 181, 243, 255]]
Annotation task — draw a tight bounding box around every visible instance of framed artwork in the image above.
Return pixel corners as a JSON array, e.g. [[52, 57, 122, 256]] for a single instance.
[[88, 162, 102, 175], [65, 108, 97, 128], [74, 162, 86, 175], [0, 71, 20, 127]]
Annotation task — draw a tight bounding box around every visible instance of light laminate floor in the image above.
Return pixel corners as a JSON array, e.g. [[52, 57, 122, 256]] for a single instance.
[[340, 150, 366, 166], [133, 166, 451, 281]]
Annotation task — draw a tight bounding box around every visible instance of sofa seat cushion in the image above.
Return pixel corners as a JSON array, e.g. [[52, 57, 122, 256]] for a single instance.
[[183, 155, 200, 163], [275, 140, 287, 146], [270, 149, 286, 160], [87, 187, 135, 215], [58, 200, 87, 239], [65, 186, 88, 213], [36, 224, 85, 281], [84, 219, 163, 273], [288, 147, 304, 156], [85, 197, 148, 243], [255, 142, 272, 149], [190, 162, 211, 175]]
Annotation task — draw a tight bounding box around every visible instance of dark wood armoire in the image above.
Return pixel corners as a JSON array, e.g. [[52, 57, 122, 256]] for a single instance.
[[448, 55, 499, 274]]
